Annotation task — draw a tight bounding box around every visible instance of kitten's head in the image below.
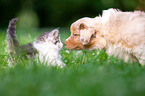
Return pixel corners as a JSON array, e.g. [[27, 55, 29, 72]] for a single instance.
[[36, 29, 63, 50]]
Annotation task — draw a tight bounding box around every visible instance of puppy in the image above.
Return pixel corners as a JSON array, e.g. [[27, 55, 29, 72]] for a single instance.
[[65, 8, 145, 65]]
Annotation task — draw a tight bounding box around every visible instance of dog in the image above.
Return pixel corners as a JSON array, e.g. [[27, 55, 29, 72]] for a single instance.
[[65, 8, 145, 65]]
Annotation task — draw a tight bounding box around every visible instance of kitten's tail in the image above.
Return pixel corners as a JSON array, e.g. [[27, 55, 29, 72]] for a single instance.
[[6, 18, 20, 57]]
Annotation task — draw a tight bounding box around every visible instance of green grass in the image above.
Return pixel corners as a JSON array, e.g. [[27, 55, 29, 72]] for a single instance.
[[0, 28, 145, 96]]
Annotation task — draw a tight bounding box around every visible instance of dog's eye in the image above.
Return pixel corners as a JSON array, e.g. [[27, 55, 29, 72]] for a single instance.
[[74, 34, 78, 36]]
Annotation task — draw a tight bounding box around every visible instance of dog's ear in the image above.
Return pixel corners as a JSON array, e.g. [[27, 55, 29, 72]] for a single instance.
[[79, 23, 87, 30], [79, 23, 96, 45], [80, 31, 96, 45]]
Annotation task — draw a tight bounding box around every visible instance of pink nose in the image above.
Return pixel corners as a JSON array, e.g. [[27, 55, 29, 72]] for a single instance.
[[64, 41, 67, 45]]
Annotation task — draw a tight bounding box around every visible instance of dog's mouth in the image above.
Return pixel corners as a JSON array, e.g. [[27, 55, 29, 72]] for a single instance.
[[69, 46, 81, 50], [73, 47, 81, 50], [65, 45, 79, 50], [70, 45, 86, 50]]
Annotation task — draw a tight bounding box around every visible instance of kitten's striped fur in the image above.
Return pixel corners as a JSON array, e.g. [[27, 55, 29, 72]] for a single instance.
[[7, 18, 65, 68]]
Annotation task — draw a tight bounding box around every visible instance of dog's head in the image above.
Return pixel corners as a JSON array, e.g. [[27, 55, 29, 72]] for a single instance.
[[65, 17, 106, 50]]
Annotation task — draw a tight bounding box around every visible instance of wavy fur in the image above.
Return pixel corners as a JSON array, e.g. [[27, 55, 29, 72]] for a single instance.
[[65, 8, 145, 65]]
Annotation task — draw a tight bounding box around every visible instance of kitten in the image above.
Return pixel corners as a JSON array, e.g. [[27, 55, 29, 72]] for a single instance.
[[7, 18, 65, 68]]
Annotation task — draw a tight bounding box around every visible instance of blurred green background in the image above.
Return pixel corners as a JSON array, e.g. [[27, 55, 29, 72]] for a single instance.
[[0, 0, 144, 29]]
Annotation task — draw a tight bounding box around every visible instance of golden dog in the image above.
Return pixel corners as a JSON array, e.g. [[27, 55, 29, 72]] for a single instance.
[[65, 8, 145, 65]]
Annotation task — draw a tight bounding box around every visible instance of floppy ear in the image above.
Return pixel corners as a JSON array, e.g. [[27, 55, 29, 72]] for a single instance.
[[79, 23, 87, 30], [79, 23, 96, 45]]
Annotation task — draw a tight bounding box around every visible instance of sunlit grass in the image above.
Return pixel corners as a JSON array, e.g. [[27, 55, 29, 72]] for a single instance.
[[0, 28, 145, 96]]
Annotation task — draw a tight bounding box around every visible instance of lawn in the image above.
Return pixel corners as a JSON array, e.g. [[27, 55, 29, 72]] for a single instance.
[[0, 28, 145, 96]]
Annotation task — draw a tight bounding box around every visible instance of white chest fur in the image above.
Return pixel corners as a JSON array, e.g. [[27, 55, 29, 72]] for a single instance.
[[33, 41, 65, 68]]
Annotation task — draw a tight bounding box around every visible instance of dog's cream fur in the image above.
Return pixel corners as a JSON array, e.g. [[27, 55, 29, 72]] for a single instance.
[[65, 8, 145, 65]]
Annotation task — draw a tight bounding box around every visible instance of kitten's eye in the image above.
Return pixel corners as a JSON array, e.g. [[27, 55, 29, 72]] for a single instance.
[[54, 40, 60, 45]]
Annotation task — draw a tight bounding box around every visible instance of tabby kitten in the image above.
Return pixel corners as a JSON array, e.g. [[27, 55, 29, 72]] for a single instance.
[[7, 18, 65, 68]]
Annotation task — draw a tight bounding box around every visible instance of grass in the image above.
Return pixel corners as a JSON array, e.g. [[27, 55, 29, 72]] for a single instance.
[[0, 28, 145, 96]]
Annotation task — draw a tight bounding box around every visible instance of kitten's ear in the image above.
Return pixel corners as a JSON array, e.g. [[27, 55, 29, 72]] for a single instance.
[[51, 29, 59, 38]]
